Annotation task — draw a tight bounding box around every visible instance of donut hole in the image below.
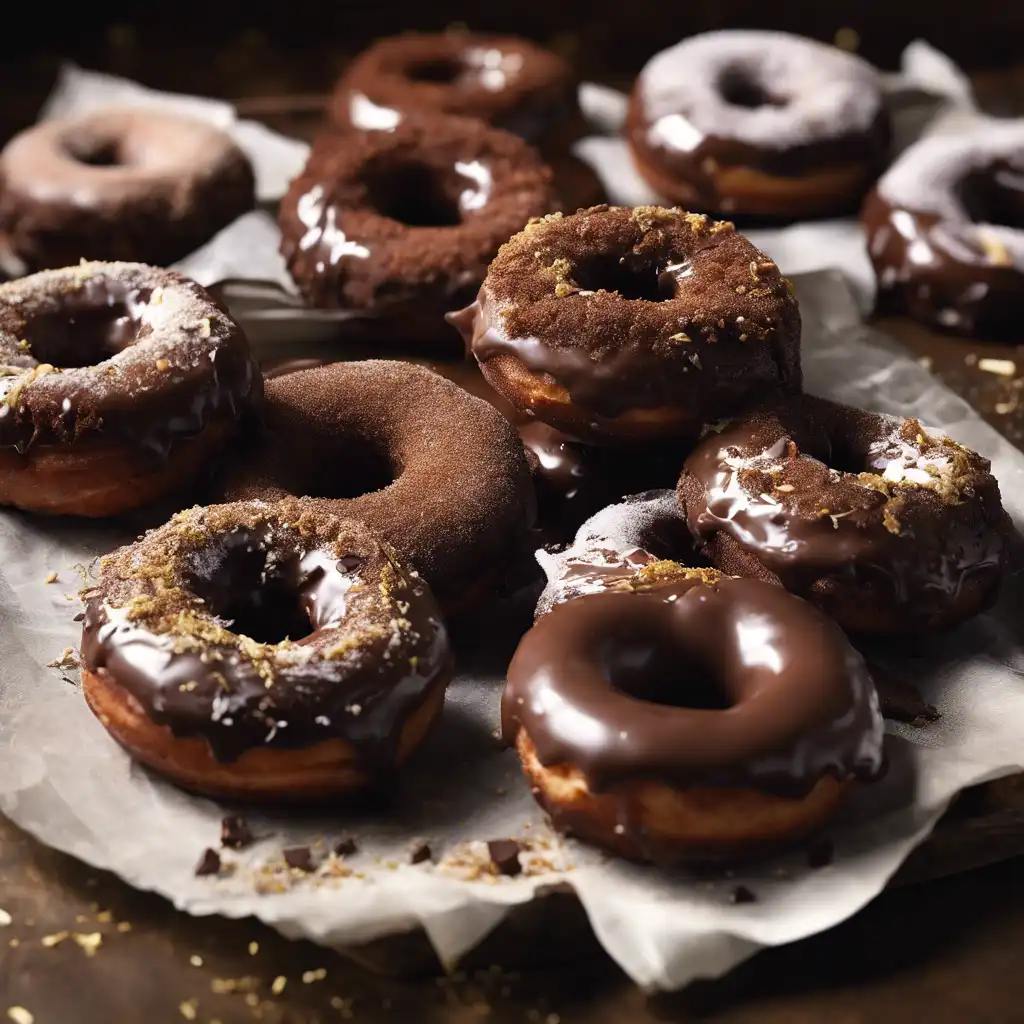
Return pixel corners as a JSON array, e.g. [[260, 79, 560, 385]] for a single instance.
[[718, 67, 786, 110], [366, 162, 462, 227], [268, 436, 395, 500], [23, 294, 150, 367], [572, 255, 674, 302], [185, 532, 314, 644], [956, 168, 1024, 229], [63, 137, 123, 167], [599, 629, 733, 710], [405, 58, 464, 84]]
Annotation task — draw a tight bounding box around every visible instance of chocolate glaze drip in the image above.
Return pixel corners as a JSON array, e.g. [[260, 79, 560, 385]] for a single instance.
[[81, 506, 450, 766], [679, 399, 1009, 628], [503, 576, 884, 797], [0, 263, 259, 457]]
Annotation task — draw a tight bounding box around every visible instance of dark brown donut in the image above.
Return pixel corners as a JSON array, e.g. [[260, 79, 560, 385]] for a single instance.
[[278, 113, 556, 323], [81, 499, 453, 801], [220, 360, 535, 611], [625, 31, 890, 219], [677, 396, 1011, 634], [330, 32, 578, 145], [862, 128, 1024, 337], [503, 571, 884, 862], [0, 109, 255, 272], [449, 204, 801, 443], [0, 261, 260, 516]]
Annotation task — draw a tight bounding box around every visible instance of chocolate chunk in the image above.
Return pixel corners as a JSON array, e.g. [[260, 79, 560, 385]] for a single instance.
[[221, 814, 255, 850], [333, 836, 358, 857], [283, 847, 317, 872], [194, 848, 222, 877], [487, 839, 523, 877], [872, 665, 941, 726], [730, 885, 757, 904], [409, 842, 433, 865], [73, 612, 85, 622], [807, 837, 834, 869], [337, 554, 363, 572]]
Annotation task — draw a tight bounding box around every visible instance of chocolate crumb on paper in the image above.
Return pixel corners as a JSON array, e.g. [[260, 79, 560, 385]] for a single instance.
[[487, 839, 523, 877], [333, 836, 358, 857], [283, 847, 317, 873], [730, 885, 757, 904], [194, 848, 222, 877], [221, 814, 255, 850], [409, 841, 433, 865]]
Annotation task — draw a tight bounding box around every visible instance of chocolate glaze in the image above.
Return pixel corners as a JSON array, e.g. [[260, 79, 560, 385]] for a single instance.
[[503, 575, 884, 797], [0, 109, 254, 271], [678, 397, 1009, 632], [862, 128, 1024, 337], [626, 31, 889, 217], [81, 501, 450, 767], [451, 205, 801, 427], [0, 262, 259, 457], [330, 32, 578, 145]]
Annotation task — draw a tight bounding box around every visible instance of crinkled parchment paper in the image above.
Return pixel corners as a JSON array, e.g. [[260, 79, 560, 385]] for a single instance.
[[2, 270, 1024, 991]]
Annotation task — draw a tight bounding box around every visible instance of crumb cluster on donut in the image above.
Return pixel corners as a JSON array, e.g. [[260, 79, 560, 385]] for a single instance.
[[451, 204, 801, 443], [0, 109, 255, 272], [626, 30, 890, 219], [0, 261, 260, 516]]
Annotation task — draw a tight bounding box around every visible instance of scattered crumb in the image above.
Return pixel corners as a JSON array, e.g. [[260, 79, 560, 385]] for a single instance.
[[302, 968, 327, 984], [7, 1009, 34, 1024], [978, 357, 1016, 376], [41, 931, 69, 948], [0, 910, 10, 927], [271, 976, 287, 996], [190, 954, 204, 967], [116, 921, 132, 933], [248, 941, 259, 956], [179, 999, 198, 1021], [72, 932, 103, 957], [155, 359, 170, 372], [43, 572, 57, 584], [46, 648, 79, 671]]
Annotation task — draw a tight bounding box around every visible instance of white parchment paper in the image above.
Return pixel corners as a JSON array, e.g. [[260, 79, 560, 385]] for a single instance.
[[2, 270, 1024, 991]]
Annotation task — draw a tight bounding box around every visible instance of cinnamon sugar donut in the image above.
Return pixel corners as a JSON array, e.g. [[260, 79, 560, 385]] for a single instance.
[[677, 396, 1010, 634], [862, 126, 1024, 336], [221, 360, 534, 611], [626, 31, 889, 219], [331, 32, 578, 145], [279, 113, 555, 327], [81, 500, 453, 801], [503, 564, 884, 863], [450, 205, 801, 442], [0, 262, 259, 516], [0, 109, 255, 272]]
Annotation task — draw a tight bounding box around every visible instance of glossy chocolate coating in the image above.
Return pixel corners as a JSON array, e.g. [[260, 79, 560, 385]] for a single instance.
[[0, 262, 259, 457], [503, 575, 884, 797], [678, 397, 1009, 632], [451, 205, 801, 428], [82, 502, 450, 766], [862, 128, 1024, 337], [0, 109, 255, 271]]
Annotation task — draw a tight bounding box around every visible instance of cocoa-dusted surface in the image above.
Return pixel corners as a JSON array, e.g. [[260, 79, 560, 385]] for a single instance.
[[458, 204, 801, 423], [0, 261, 260, 455], [0, 108, 255, 271], [330, 31, 578, 144], [279, 113, 555, 312], [221, 360, 535, 607], [82, 499, 450, 765], [677, 396, 1011, 634]]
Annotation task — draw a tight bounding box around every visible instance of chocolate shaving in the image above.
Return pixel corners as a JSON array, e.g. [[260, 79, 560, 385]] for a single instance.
[[220, 814, 255, 850], [194, 848, 222, 877], [486, 839, 523, 877], [283, 847, 317, 873], [409, 842, 433, 865]]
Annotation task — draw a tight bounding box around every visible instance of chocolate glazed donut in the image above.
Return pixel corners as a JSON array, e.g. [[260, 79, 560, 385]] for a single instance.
[[220, 360, 535, 612], [677, 396, 1011, 634], [450, 204, 801, 443], [503, 572, 884, 863], [0, 109, 255, 272], [862, 126, 1024, 337], [0, 262, 260, 516], [330, 31, 578, 146], [626, 31, 889, 220], [81, 500, 453, 801]]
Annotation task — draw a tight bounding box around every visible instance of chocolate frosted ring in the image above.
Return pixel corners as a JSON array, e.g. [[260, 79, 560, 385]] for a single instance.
[[81, 499, 453, 801], [278, 113, 555, 319], [677, 396, 1010, 634], [0, 262, 260, 516], [0, 109, 255, 272], [503, 571, 884, 862], [450, 204, 801, 442], [331, 31, 578, 144], [626, 31, 889, 219], [220, 360, 535, 611], [862, 127, 1024, 337]]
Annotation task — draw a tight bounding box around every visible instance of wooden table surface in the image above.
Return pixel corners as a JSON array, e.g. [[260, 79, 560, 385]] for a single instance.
[[4, 35, 1024, 1024]]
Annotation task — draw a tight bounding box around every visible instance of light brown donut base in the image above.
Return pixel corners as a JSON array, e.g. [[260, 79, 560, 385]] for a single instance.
[[0, 417, 235, 517], [515, 731, 849, 863], [479, 353, 699, 443], [83, 665, 451, 802], [630, 149, 874, 220]]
